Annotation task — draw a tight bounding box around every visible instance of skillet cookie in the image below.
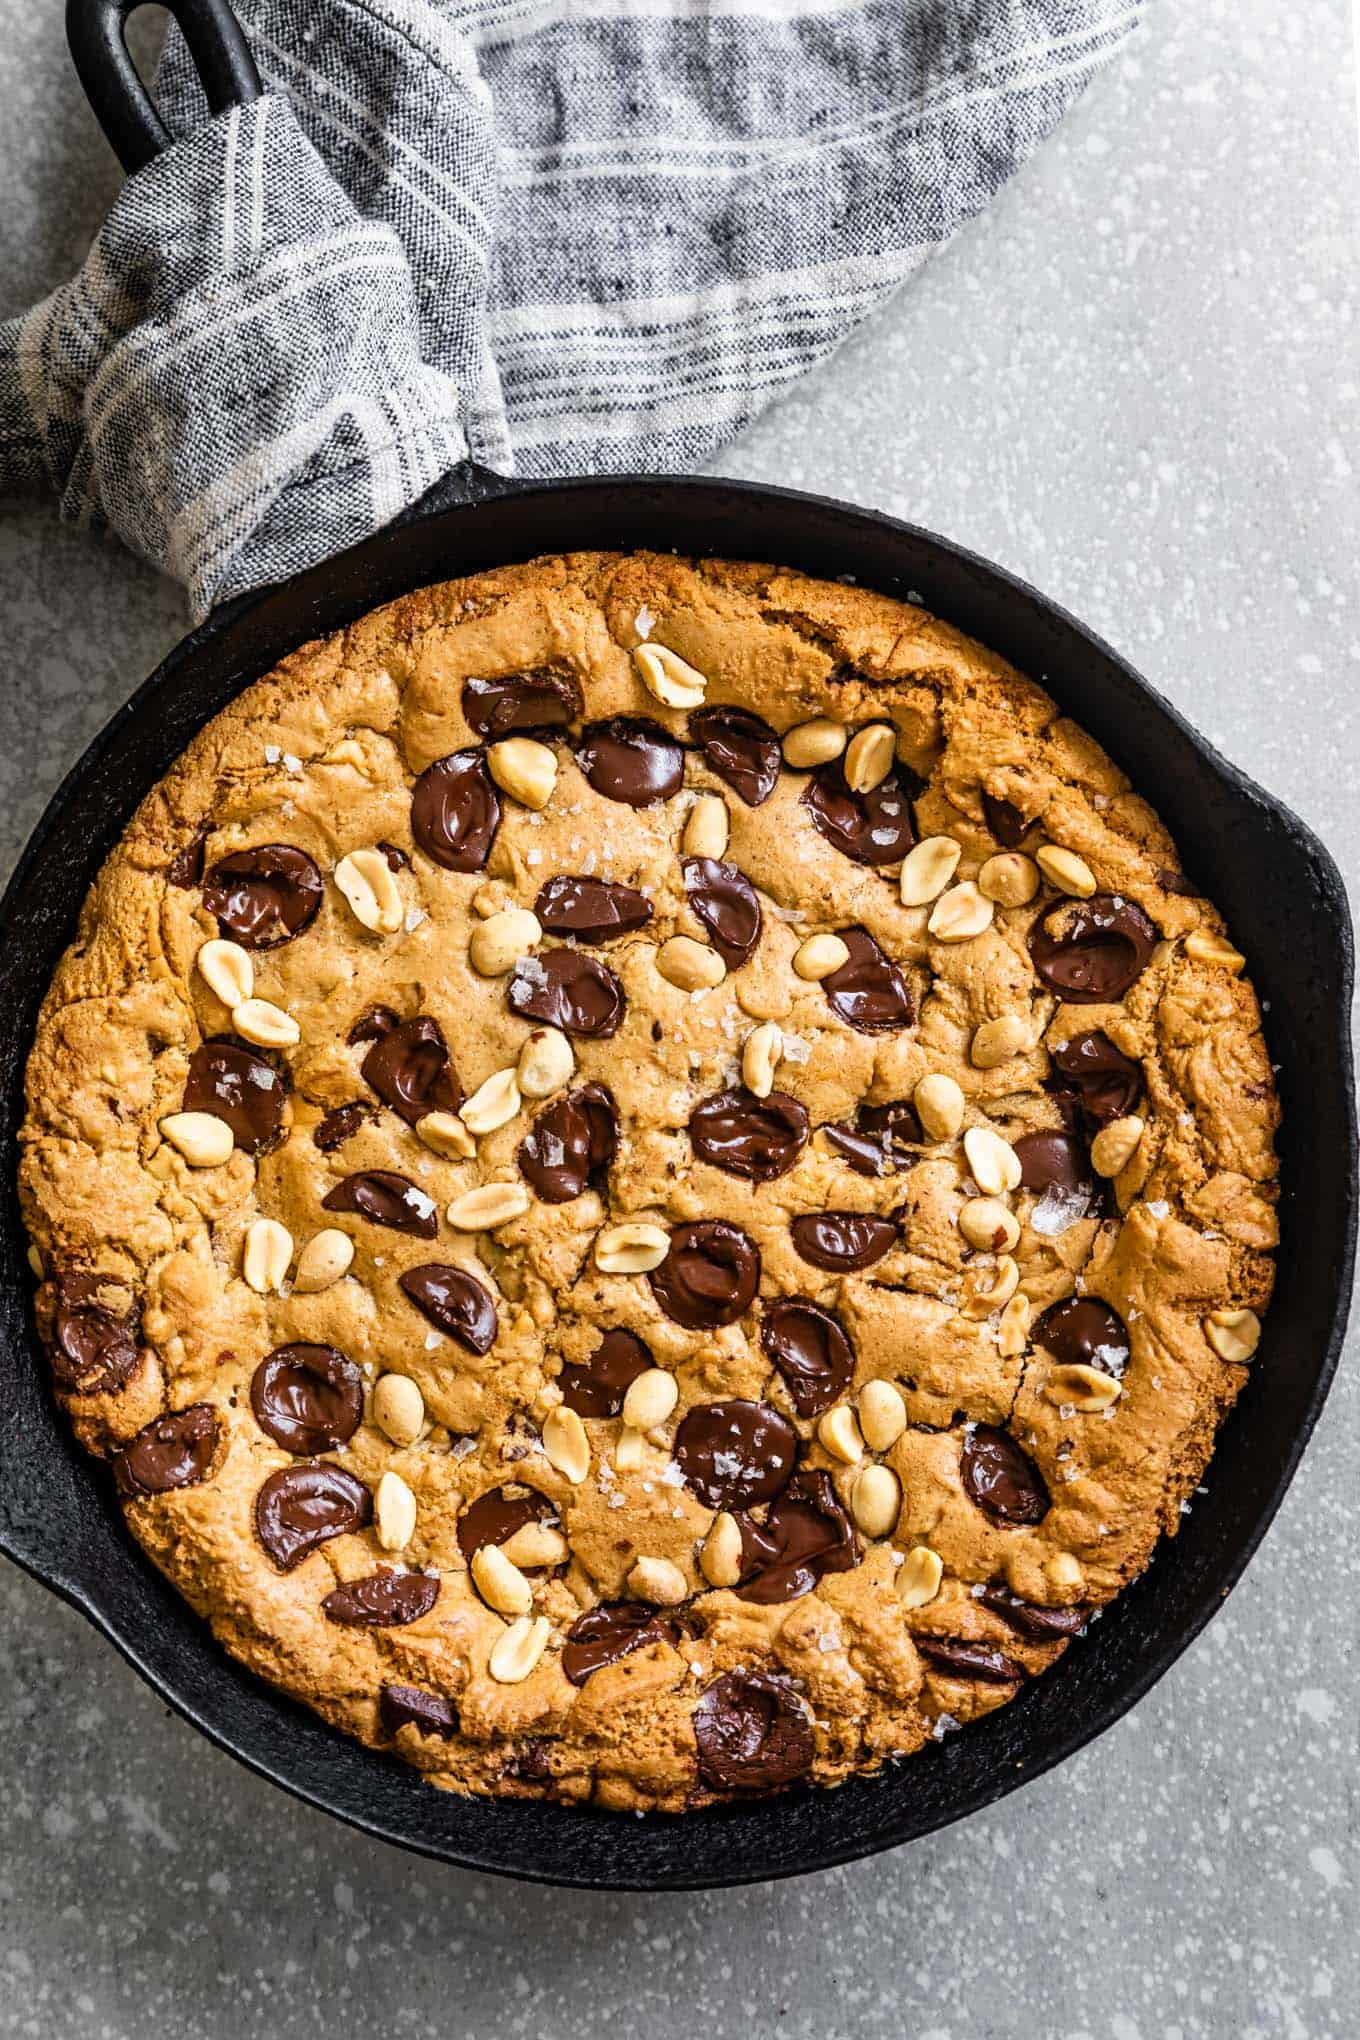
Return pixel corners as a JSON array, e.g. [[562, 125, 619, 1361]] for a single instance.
[[20, 551, 1277, 1810]]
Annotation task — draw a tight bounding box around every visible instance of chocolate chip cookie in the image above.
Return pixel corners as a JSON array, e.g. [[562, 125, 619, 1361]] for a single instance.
[[18, 552, 1279, 1810]]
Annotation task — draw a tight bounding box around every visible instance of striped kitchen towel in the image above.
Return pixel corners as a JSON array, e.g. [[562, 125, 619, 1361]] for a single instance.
[[0, 0, 1139, 620]]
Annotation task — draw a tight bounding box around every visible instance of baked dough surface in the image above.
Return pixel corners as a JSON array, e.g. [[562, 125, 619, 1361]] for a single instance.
[[19, 552, 1278, 1810]]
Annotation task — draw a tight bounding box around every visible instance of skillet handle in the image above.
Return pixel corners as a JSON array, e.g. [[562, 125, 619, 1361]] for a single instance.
[[67, 0, 262, 174]]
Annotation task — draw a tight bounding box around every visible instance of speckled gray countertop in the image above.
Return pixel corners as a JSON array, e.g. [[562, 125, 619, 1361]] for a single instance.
[[2, 3, 1357, 2034]]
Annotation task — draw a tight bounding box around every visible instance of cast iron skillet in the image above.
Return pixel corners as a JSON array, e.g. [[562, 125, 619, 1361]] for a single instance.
[[0, 0, 1352, 1892]]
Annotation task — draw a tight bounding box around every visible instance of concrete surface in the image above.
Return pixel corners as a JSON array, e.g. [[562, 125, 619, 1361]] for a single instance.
[[1, 2, 1357, 2035]]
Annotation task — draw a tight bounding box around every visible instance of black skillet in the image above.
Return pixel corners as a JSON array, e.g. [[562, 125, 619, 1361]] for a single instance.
[[0, 0, 1352, 1891]]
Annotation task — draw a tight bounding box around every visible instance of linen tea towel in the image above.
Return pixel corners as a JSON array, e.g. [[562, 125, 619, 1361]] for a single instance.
[[0, 0, 1141, 619]]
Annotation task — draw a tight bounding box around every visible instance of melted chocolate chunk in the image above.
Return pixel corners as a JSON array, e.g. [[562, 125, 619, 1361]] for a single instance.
[[323, 1570, 441, 1627], [683, 857, 762, 968], [916, 1637, 1027, 1683], [1013, 1130, 1106, 1219], [982, 793, 1029, 847], [822, 927, 915, 1033], [462, 667, 582, 739], [558, 1329, 652, 1418], [575, 718, 684, 807], [789, 1210, 898, 1271], [183, 1038, 288, 1154], [803, 760, 918, 866], [167, 829, 207, 888], [688, 1088, 808, 1182], [673, 1399, 797, 1509], [518, 1083, 618, 1202], [314, 1101, 371, 1153], [250, 1344, 364, 1455], [823, 1099, 923, 1176], [360, 1015, 462, 1125], [503, 1739, 553, 1782], [202, 844, 323, 948], [1032, 1296, 1130, 1375], [378, 841, 409, 871], [348, 1004, 398, 1045], [978, 1586, 1087, 1639], [1047, 1031, 1143, 1129], [507, 949, 624, 1038], [1157, 866, 1203, 898], [734, 1470, 859, 1604], [760, 1301, 855, 1418], [456, 1486, 556, 1564], [693, 1670, 813, 1792], [687, 706, 781, 806], [649, 1220, 760, 1330], [562, 1602, 677, 1685], [399, 1264, 499, 1355], [535, 875, 653, 944], [1029, 894, 1158, 1004], [961, 1425, 1050, 1526], [255, 1464, 372, 1570], [112, 1404, 218, 1498], [410, 751, 501, 871], [322, 1170, 438, 1237], [380, 1683, 458, 1738], [51, 1273, 141, 1394]]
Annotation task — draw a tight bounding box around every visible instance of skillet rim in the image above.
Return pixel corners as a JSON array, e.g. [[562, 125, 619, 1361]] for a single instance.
[[0, 472, 1353, 1890]]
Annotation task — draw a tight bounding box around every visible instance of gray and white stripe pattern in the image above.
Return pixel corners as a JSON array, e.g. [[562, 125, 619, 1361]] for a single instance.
[[1, 0, 1139, 618]]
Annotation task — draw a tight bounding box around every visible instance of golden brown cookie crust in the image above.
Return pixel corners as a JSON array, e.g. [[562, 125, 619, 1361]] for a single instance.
[[18, 551, 1279, 1810]]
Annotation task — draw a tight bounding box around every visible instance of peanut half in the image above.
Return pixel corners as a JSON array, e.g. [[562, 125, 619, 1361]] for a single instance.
[[741, 1020, 782, 1099], [656, 936, 726, 991], [470, 907, 542, 978], [683, 793, 730, 861], [634, 644, 708, 708], [542, 1405, 591, 1483], [517, 1027, 574, 1098], [234, 997, 300, 1050], [460, 1067, 522, 1137], [1204, 1307, 1261, 1363], [628, 1556, 688, 1606], [963, 1124, 1022, 1195], [375, 1469, 417, 1551], [700, 1512, 744, 1588], [1036, 844, 1096, 898], [794, 933, 850, 981], [817, 1404, 864, 1464], [160, 1111, 233, 1167], [488, 737, 557, 811], [844, 723, 896, 794], [858, 1379, 907, 1451], [243, 1217, 293, 1293], [896, 1546, 943, 1608], [928, 882, 994, 942], [197, 938, 253, 1008], [334, 848, 404, 935], [1045, 1363, 1122, 1411], [293, 1228, 355, 1293], [472, 1543, 533, 1617], [782, 718, 845, 769], [595, 1222, 669, 1274], [900, 836, 961, 907], [915, 1072, 965, 1143], [447, 1182, 531, 1231], [373, 1373, 425, 1446], [488, 1614, 551, 1684], [621, 1368, 679, 1431], [851, 1464, 901, 1539]]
